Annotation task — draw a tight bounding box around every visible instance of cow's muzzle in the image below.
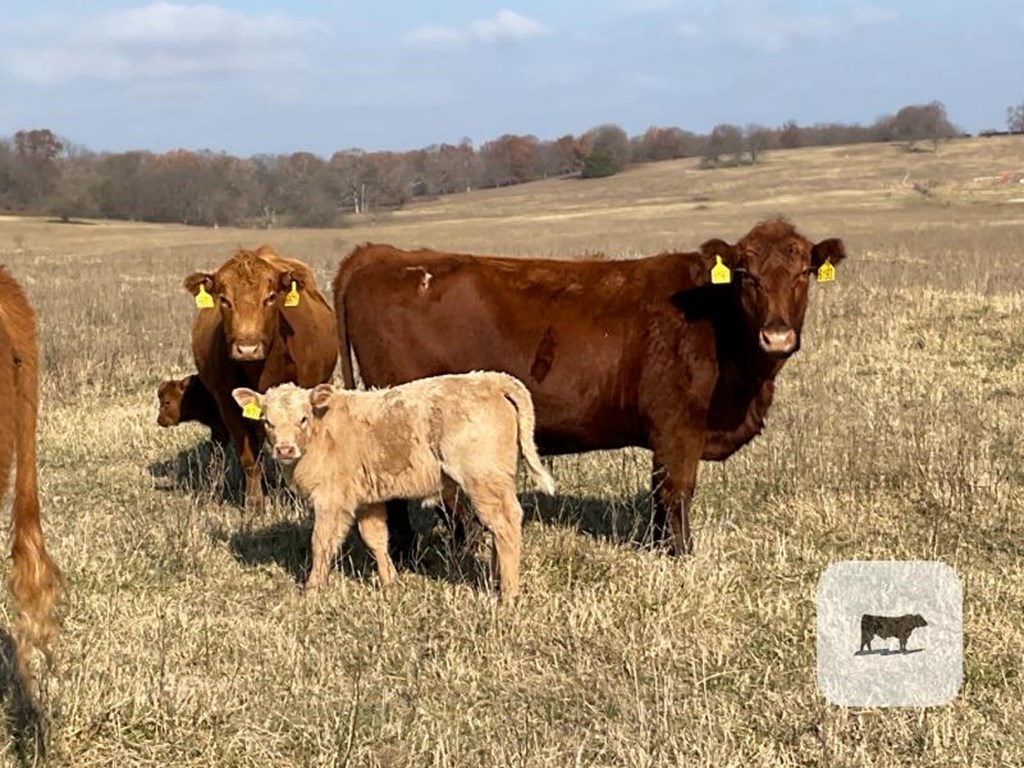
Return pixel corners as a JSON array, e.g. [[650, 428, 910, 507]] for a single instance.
[[273, 443, 301, 463], [759, 324, 799, 356], [231, 341, 266, 361], [157, 414, 175, 427]]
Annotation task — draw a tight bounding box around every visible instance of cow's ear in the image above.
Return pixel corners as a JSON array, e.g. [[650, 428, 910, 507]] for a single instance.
[[175, 377, 190, 394], [278, 269, 305, 293], [699, 238, 740, 269], [231, 387, 262, 410], [184, 272, 214, 296], [309, 383, 335, 413], [811, 238, 846, 270]]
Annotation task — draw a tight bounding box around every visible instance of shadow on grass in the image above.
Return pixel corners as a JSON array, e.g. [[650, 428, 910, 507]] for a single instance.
[[854, 648, 925, 657], [147, 439, 289, 508], [0, 629, 48, 765], [220, 503, 497, 594], [524, 490, 662, 549]]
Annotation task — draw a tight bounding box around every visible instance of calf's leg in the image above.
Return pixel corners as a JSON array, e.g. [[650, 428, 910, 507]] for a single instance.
[[468, 484, 523, 601], [306, 503, 356, 592], [356, 503, 397, 588]]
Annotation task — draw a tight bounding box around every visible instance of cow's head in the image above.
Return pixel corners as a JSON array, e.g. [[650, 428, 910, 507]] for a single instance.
[[232, 382, 325, 464], [911, 614, 928, 629], [185, 249, 306, 362], [702, 218, 846, 358], [156, 377, 189, 427]]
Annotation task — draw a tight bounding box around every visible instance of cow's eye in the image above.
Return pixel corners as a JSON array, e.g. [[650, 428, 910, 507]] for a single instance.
[[264, 292, 277, 305], [300, 415, 308, 426], [219, 295, 232, 308]]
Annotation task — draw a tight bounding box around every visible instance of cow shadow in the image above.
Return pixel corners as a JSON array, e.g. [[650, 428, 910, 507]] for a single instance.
[[222, 503, 494, 592], [854, 648, 925, 657], [218, 488, 663, 592], [0, 629, 48, 764], [147, 439, 288, 507], [521, 490, 662, 549]]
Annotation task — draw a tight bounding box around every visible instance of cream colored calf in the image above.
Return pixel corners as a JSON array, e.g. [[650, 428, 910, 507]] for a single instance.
[[232, 372, 554, 599]]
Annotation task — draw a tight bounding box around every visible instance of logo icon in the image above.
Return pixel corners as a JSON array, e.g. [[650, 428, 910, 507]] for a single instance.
[[817, 561, 962, 707]]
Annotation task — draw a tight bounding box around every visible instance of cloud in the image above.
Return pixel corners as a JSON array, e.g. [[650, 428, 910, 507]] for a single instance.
[[2, 3, 321, 84], [406, 9, 549, 46], [676, 2, 898, 54]]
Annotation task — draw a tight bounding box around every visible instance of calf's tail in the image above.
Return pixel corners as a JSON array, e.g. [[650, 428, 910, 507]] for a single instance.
[[501, 376, 555, 496]]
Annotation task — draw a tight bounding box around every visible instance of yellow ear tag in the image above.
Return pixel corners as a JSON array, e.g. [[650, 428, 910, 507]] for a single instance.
[[817, 258, 835, 283], [242, 402, 262, 420], [195, 284, 214, 309], [710, 255, 732, 285], [284, 281, 300, 307]]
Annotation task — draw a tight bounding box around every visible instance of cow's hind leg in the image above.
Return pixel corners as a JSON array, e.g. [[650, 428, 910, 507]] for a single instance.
[[356, 503, 397, 588], [385, 499, 416, 567], [467, 483, 523, 601], [306, 502, 356, 592]]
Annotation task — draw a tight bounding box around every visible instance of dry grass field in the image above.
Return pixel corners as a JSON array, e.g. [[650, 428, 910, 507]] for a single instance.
[[1, 137, 1024, 766]]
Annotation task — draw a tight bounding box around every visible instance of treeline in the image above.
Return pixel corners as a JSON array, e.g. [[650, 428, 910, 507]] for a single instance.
[[0, 101, 965, 228]]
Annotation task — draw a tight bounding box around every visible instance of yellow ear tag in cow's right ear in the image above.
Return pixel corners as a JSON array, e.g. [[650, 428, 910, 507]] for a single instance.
[[284, 281, 300, 307], [817, 258, 835, 283], [195, 284, 214, 309], [242, 402, 262, 420], [710, 255, 732, 285]]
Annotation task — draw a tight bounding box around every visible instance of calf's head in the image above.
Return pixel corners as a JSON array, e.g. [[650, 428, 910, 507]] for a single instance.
[[185, 248, 306, 362], [232, 382, 335, 464], [910, 614, 928, 629], [157, 377, 188, 427], [702, 218, 846, 358]]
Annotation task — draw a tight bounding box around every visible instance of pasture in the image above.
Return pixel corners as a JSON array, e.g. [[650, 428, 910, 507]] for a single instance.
[[2, 137, 1023, 766]]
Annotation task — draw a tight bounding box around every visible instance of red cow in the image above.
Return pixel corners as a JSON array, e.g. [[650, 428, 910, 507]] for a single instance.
[[0, 267, 63, 694], [185, 247, 338, 509], [332, 218, 846, 556]]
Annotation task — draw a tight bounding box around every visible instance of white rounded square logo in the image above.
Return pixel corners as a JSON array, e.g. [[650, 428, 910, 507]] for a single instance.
[[816, 560, 963, 707]]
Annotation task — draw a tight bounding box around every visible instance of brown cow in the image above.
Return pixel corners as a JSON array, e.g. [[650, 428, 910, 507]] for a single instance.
[[185, 247, 338, 509], [0, 267, 63, 693], [333, 218, 846, 556], [157, 374, 230, 446]]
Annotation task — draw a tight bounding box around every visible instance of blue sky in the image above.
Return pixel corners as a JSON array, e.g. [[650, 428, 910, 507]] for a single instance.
[[1, 1, 1021, 156]]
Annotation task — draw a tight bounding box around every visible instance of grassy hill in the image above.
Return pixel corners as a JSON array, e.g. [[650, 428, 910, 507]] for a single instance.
[[0, 137, 1022, 766]]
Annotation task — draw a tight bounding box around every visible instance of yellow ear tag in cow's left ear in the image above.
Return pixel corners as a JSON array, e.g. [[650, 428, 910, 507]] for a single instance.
[[195, 284, 214, 309], [242, 402, 262, 420], [817, 258, 835, 283], [710, 255, 732, 285], [284, 281, 300, 307]]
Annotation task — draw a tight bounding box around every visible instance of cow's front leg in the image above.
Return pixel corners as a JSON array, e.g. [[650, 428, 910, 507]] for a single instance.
[[652, 429, 706, 556], [220, 397, 265, 511]]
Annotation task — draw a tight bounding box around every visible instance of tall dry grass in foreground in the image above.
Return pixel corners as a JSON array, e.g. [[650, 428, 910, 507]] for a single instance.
[[0, 138, 1023, 765]]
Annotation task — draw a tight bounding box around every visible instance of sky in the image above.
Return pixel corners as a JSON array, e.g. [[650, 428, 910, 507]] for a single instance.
[[1, 1, 1022, 157]]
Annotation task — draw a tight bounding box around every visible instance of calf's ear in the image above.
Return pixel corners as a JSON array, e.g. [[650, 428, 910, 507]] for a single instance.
[[811, 238, 846, 270], [309, 383, 335, 413], [231, 387, 262, 410], [184, 272, 214, 296]]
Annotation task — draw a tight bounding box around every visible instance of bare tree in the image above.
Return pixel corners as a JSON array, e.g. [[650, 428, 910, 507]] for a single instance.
[[1006, 101, 1024, 133]]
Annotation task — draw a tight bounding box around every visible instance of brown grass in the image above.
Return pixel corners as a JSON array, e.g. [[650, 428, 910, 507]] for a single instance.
[[0, 137, 1022, 765]]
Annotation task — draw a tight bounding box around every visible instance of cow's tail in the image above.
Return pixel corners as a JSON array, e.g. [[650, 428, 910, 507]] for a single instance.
[[332, 264, 357, 389], [5, 281, 63, 689], [501, 376, 555, 496]]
